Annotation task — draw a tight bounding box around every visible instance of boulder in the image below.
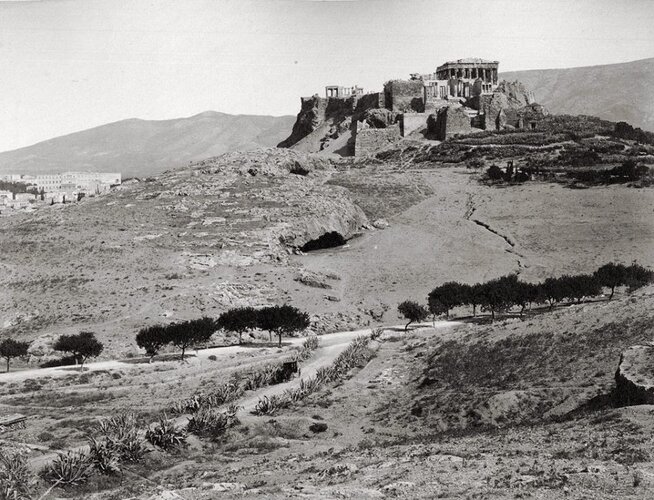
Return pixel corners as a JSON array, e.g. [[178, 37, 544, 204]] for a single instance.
[[372, 218, 390, 229], [615, 345, 654, 405]]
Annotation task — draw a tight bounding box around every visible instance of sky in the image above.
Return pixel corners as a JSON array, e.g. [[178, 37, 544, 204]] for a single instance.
[[1, 0, 653, 152]]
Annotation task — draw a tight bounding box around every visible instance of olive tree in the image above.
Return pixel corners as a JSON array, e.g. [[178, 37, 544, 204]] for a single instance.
[[257, 305, 310, 347], [53, 332, 104, 370], [166, 317, 217, 361], [217, 307, 259, 345], [0, 338, 30, 373], [397, 301, 429, 331], [135, 325, 169, 363]]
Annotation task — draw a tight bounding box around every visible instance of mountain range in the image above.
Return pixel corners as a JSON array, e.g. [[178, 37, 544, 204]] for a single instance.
[[0, 111, 294, 177], [0, 57, 651, 177], [501, 57, 654, 133]]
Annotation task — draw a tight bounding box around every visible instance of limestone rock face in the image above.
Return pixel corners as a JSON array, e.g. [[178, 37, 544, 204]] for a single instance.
[[278, 95, 329, 148], [615, 345, 654, 405], [279, 187, 368, 249]]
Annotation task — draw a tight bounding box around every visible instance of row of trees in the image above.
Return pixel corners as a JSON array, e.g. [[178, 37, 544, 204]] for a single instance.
[[0, 331, 105, 373], [136, 305, 310, 362], [1, 305, 311, 373], [398, 262, 654, 328]]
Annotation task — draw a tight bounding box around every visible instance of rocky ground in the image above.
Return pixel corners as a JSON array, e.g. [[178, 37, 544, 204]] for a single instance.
[[4, 287, 652, 499], [1, 142, 652, 365]]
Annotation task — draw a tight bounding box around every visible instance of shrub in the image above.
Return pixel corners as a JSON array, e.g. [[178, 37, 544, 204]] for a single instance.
[[44, 450, 93, 486], [487, 164, 504, 180], [146, 415, 187, 450], [0, 450, 32, 500], [397, 301, 429, 331], [53, 331, 103, 370]]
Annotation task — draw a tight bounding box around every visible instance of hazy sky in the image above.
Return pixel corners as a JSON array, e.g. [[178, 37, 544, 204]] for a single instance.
[[1, 0, 653, 152]]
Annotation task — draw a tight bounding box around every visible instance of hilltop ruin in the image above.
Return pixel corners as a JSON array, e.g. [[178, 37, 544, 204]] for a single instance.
[[278, 57, 548, 156]]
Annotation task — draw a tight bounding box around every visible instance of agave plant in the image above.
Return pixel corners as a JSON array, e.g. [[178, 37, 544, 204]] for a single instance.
[[145, 414, 187, 451], [97, 412, 146, 462], [44, 450, 93, 486], [252, 394, 289, 416], [187, 407, 239, 438], [88, 437, 120, 475], [0, 450, 32, 500]]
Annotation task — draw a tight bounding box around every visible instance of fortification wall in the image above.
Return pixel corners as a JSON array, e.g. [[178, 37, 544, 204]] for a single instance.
[[384, 80, 425, 113], [428, 106, 473, 140], [401, 113, 428, 136], [354, 125, 401, 156]]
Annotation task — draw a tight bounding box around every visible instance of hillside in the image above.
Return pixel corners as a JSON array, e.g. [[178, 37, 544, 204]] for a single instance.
[[0, 111, 294, 177], [501, 57, 654, 132]]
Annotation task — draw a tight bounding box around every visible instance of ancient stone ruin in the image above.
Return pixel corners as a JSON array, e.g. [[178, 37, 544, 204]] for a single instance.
[[278, 57, 549, 156]]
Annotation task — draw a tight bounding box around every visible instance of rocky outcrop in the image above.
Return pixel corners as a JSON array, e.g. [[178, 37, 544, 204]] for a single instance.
[[278, 93, 384, 152], [614, 345, 654, 405], [279, 188, 368, 249]]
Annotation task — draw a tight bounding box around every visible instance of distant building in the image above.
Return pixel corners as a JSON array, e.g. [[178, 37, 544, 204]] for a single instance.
[[1, 171, 121, 195], [325, 85, 365, 98]]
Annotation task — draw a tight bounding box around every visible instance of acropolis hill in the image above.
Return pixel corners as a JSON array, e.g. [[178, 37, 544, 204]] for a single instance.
[[278, 57, 547, 156]]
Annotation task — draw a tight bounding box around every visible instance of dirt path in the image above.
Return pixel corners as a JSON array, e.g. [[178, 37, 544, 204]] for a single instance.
[[25, 321, 459, 472]]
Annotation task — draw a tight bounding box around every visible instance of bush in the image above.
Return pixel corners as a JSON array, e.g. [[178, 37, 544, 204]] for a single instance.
[[252, 395, 288, 416], [44, 450, 93, 486], [0, 450, 32, 500], [487, 164, 504, 180], [146, 415, 187, 451], [397, 301, 429, 331]]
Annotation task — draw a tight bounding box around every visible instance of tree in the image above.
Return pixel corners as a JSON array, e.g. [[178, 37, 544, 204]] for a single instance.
[[625, 263, 654, 292], [53, 332, 104, 370], [567, 274, 602, 303], [0, 338, 30, 372], [593, 263, 628, 300], [166, 317, 216, 361], [216, 307, 259, 345], [427, 282, 468, 319], [257, 305, 310, 347], [135, 325, 169, 363], [467, 283, 485, 317], [427, 295, 447, 326], [479, 275, 518, 321], [397, 301, 429, 331], [541, 277, 568, 310]]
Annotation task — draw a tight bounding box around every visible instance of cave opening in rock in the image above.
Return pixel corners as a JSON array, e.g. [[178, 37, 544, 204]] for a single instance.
[[300, 231, 347, 252]]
